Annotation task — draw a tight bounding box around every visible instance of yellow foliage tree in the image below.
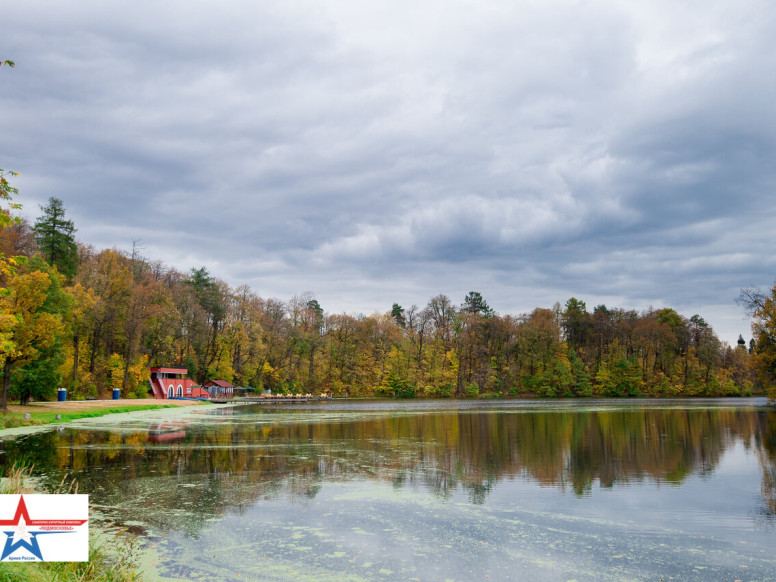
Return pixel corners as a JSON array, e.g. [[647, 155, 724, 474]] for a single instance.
[[0, 270, 65, 409], [63, 282, 97, 387], [745, 284, 776, 399]]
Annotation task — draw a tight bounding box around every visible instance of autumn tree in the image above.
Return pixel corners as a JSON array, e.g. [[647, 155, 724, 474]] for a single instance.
[[326, 313, 360, 395], [72, 247, 136, 394], [225, 285, 264, 386], [0, 120, 25, 278], [590, 305, 614, 372], [64, 281, 96, 388], [740, 284, 776, 398], [717, 341, 751, 395], [286, 294, 325, 390], [11, 257, 71, 404], [370, 313, 403, 389], [688, 315, 721, 386], [186, 267, 227, 381], [561, 297, 590, 356], [595, 339, 642, 396], [404, 304, 432, 384], [250, 297, 288, 391], [516, 308, 563, 394], [0, 218, 36, 268], [0, 168, 21, 229], [119, 242, 166, 394], [455, 292, 498, 394], [0, 260, 67, 409]]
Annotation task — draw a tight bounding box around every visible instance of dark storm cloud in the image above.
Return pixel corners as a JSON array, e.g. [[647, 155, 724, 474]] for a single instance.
[[3, 0, 775, 343]]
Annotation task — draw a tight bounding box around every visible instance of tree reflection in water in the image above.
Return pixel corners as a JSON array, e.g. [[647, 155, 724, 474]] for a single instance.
[[757, 409, 776, 522], [1, 403, 775, 534]]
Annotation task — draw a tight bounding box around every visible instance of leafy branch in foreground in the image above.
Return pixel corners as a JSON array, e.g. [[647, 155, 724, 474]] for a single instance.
[[0, 169, 22, 229]]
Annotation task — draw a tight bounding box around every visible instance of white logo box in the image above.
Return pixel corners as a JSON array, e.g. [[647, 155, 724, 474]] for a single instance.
[[0, 494, 89, 562]]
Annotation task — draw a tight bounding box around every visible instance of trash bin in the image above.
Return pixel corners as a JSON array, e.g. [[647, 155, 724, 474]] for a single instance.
[[112, 388, 120, 400], [57, 388, 67, 402]]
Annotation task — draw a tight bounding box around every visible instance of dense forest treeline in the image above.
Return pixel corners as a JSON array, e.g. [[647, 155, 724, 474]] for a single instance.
[[1, 196, 775, 405]]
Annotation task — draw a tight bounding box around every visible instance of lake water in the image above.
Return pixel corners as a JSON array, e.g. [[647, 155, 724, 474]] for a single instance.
[[2, 399, 775, 581]]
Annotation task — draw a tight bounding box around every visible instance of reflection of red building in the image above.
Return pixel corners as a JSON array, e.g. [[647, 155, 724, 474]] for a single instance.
[[149, 367, 209, 399], [147, 421, 187, 442]]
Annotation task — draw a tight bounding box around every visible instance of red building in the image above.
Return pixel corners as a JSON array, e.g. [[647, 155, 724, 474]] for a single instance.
[[149, 367, 209, 399]]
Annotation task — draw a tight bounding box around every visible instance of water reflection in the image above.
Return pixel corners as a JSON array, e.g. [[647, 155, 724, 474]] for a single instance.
[[147, 420, 188, 443], [1, 405, 774, 516], [759, 410, 776, 521], [2, 402, 776, 580]]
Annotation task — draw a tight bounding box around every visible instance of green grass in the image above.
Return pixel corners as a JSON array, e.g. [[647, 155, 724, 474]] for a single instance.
[[0, 404, 182, 430], [0, 537, 142, 582], [26, 404, 179, 424]]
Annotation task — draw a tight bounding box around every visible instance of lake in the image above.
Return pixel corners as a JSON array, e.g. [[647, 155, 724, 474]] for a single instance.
[[1, 398, 775, 581]]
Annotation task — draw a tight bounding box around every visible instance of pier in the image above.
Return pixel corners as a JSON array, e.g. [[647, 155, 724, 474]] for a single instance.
[[208, 396, 332, 404]]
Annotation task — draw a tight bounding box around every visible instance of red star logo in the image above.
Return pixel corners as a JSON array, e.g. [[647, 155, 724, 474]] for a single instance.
[[0, 496, 87, 561], [0, 495, 87, 529]]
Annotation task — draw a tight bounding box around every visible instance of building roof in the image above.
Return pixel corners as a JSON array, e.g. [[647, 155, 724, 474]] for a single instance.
[[150, 367, 188, 374], [204, 379, 234, 388]]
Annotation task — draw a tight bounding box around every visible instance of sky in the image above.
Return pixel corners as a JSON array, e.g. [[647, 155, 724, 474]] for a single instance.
[[3, 0, 776, 345]]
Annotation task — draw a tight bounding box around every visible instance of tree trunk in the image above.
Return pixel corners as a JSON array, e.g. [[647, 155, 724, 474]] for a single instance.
[[1, 359, 11, 411], [308, 345, 316, 390], [72, 332, 80, 384], [122, 327, 134, 391], [89, 327, 99, 373], [256, 356, 267, 387]]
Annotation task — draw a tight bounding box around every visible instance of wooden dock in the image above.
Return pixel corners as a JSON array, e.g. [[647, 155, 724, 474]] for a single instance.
[[209, 397, 331, 404]]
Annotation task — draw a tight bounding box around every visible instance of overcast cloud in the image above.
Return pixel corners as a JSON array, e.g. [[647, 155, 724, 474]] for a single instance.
[[4, 0, 776, 344]]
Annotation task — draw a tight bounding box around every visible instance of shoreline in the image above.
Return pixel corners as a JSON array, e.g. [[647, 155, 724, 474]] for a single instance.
[[1, 394, 771, 440], [0, 398, 216, 439]]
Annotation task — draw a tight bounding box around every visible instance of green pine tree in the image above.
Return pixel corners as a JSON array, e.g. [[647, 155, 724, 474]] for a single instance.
[[32, 197, 78, 280]]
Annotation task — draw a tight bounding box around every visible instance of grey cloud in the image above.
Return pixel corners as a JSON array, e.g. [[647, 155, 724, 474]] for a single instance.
[[4, 0, 776, 345]]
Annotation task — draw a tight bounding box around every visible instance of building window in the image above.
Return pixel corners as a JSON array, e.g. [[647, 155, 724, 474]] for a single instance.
[[177, 385, 183, 397], [167, 385, 174, 398]]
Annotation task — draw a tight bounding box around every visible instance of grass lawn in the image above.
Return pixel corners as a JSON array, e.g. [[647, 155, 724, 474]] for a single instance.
[[0, 398, 206, 429]]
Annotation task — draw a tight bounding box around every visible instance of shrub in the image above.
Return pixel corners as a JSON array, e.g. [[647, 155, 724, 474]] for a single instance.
[[131, 382, 149, 399], [435, 383, 455, 398], [374, 384, 394, 397], [384, 373, 418, 398]]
